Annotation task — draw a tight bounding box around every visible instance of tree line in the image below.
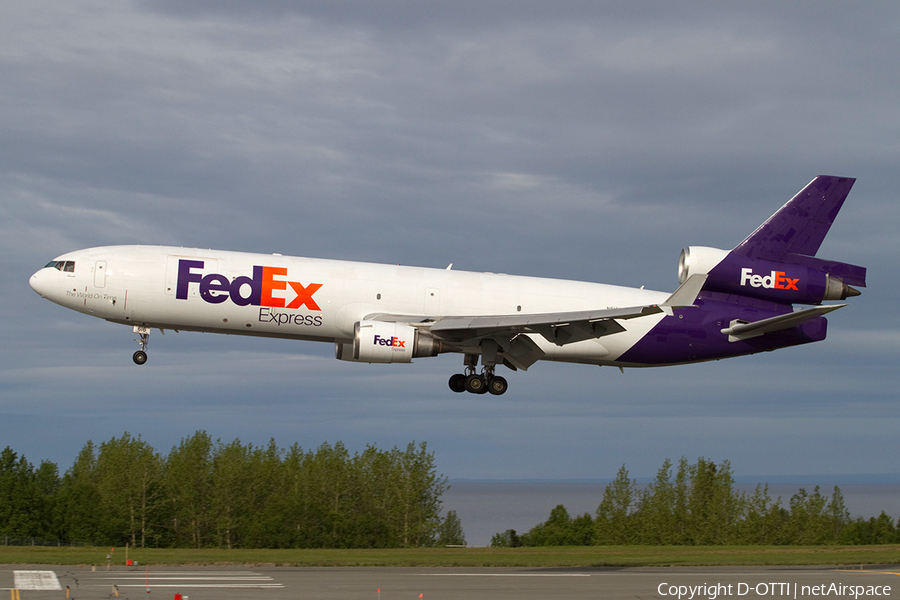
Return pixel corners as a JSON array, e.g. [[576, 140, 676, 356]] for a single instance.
[[492, 458, 900, 547], [0, 433, 465, 548]]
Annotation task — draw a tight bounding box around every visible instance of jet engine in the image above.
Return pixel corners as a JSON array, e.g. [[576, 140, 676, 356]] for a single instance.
[[335, 320, 441, 363]]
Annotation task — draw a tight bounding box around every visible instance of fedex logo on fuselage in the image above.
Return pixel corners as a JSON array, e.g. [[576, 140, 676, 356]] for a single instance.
[[176, 259, 322, 310], [739, 267, 799, 291], [373, 335, 406, 348]]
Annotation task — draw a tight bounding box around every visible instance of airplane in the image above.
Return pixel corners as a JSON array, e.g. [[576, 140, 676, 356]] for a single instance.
[[29, 175, 865, 395]]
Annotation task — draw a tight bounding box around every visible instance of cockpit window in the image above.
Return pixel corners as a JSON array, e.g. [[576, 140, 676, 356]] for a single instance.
[[44, 260, 75, 272]]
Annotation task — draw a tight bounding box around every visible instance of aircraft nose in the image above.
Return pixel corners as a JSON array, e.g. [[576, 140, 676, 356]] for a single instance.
[[29, 268, 54, 298]]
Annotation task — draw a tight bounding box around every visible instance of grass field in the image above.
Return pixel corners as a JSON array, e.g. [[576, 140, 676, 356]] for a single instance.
[[1, 545, 898, 567]]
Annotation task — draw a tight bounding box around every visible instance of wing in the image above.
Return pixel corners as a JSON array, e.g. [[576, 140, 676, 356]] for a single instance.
[[367, 274, 707, 370]]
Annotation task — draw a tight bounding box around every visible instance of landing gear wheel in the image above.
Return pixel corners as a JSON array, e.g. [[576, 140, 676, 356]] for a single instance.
[[465, 374, 486, 394], [133, 327, 150, 365], [487, 376, 508, 395], [448, 373, 467, 393]]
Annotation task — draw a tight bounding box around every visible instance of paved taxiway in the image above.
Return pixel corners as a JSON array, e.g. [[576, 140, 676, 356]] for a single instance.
[[2, 564, 898, 600]]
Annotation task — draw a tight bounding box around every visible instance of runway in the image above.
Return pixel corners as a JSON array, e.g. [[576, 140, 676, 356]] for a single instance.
[[1, 564, 898, 600]]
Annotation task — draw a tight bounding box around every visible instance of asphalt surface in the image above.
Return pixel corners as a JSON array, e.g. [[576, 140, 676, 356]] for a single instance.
[[2, 564, 898, 600]]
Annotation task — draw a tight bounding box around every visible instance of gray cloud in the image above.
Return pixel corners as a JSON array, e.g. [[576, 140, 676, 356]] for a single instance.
[[2, 1, 898, 482]]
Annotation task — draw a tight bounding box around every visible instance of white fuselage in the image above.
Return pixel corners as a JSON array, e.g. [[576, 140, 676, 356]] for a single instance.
[[29, 245, 668, 366]]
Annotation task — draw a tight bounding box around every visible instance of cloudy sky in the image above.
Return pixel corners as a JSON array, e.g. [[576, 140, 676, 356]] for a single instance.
[[2, 2, 898, 486]]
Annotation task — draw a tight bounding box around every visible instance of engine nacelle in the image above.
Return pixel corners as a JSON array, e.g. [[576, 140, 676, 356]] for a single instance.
[[334, 320, 441, 363], [678, 246, 730, 285], [679, 246, 860, 305]]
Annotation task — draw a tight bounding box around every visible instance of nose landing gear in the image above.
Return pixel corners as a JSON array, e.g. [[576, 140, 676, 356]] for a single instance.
[[133, 326, 150, 365]]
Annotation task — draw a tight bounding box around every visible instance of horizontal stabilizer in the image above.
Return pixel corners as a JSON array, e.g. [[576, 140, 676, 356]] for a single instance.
[[721, 304, 845, 342]]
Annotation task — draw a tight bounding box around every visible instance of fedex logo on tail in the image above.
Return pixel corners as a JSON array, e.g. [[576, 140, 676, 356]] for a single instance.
[[176, 259, 322, 310], [740, 268, 799, 291], [374, 335, 406, 348]]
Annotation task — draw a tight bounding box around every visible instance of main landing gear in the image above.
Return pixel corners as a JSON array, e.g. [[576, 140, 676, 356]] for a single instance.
[[133, 327, 149, 365], [448, 356, 509, 395]]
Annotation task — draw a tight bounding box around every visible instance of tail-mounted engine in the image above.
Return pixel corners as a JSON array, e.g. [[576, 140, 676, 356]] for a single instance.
[[679, 246, 864, 305], [335, 320, 441, 363]]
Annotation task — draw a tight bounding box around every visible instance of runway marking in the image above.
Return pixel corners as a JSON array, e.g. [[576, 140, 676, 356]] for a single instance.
[[13, 571, 61, 590], [113, 571, 264, 575], [835, 570, 900, 576], [425, 573, 591, 577], [102, 584, 284, 588], [89, 570, 283, 589], [95, 577, 277, 581]]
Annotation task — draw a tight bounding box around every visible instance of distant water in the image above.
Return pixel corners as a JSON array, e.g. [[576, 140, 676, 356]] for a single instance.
[[442, 481, 900, 547]]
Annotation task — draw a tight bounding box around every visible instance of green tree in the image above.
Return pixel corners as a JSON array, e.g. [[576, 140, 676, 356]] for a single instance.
[[389, 442, 447, 547], [840, 512, 897, 545], [685, 458, 742, 545], [306, 441, 354, 548], [351, 444, 395, 548], [34, 460, 61, 539], [164, 431, 213, 547], [493, 458, 900, 549], [96, 433, 165, 547], [634, 459, 676, 544], [55, 441, 103, 544], [209, 438, 255, 549], [569, 512, 595, 545], [436, 510, 466, 546], [490, 529, 520, 547], [281, 443, 314, 548], [785, 486, 850, 545], [2, 436, 458, 550], [735, 484, 788, 545], [825, 486, 850, 542], [241, 439, 289, 548], [522, 504, 571, 546], [594, 465, 635, 545], [785, 486, 831, 544], [0, 448, 48, 539], [516, 505, 593, 546], [671, 457, 691, 543]]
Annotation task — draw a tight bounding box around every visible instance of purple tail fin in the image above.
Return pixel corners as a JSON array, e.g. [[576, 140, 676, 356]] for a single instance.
[[730, 175, 866, 288], [734, 176, 855, 259]]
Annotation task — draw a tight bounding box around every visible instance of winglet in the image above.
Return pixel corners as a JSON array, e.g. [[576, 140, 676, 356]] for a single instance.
[[660, 274, 707, 315]]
